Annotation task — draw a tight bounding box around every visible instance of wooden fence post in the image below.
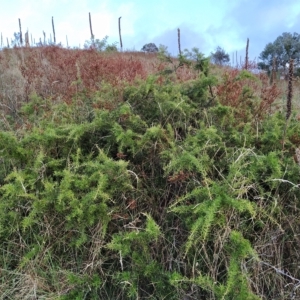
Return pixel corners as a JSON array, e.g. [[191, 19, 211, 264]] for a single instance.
[[19, 18, 23, 46], [89, 12, 94, 40], [245, 38, 249, 70], [177, 28, 181, 55], [118, 16, 123, 51], [52, 17, 56, 44]]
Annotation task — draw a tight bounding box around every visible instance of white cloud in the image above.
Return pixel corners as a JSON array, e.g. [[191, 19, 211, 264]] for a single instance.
[[1, 0, 300, 60]]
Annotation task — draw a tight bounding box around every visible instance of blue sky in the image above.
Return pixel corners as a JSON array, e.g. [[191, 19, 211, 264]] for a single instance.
[[1, 0, 300, 62]]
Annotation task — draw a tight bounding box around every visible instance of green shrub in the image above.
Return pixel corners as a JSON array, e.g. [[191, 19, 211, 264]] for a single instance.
[[1, 60, 300, 299]]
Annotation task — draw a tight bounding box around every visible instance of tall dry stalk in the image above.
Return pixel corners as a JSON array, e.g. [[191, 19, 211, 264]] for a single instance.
[[118, 17, 123, 51], [178, 28, 181, 55], [1, 32, 3, 48], [286, 59, 293, 120], [245, 38, 249, 70], [18, 18, 23, 46], [282, 58, 294, 154], [271, 56, 277, 84], [52, 17, 56, 44]]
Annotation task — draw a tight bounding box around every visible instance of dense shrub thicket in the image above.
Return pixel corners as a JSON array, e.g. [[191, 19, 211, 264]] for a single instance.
[[1, 48, 300, 299]]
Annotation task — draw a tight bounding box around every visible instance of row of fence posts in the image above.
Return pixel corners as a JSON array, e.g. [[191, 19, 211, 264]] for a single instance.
[[0, 13, 123, 50], [1, 13, 252, 70], [2, 13, 180, 54]]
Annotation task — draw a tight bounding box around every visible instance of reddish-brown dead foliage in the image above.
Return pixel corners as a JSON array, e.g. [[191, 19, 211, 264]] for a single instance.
[[217, 69, 282, 121], [0, 46, 197, 113], [0, 46, 148, 105], [0, 47, 283, 122]]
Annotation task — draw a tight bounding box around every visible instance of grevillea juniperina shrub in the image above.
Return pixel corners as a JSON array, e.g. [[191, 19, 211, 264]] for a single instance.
[[1, 48, 300, 299]]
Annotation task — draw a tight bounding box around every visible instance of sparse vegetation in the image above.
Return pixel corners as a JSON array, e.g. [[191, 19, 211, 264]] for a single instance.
[[84, 35, 118, 52], [0, 43, 300, 300]]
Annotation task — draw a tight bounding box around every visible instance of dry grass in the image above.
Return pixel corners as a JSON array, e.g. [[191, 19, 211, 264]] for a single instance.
[[0, 46, 199, 119]]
